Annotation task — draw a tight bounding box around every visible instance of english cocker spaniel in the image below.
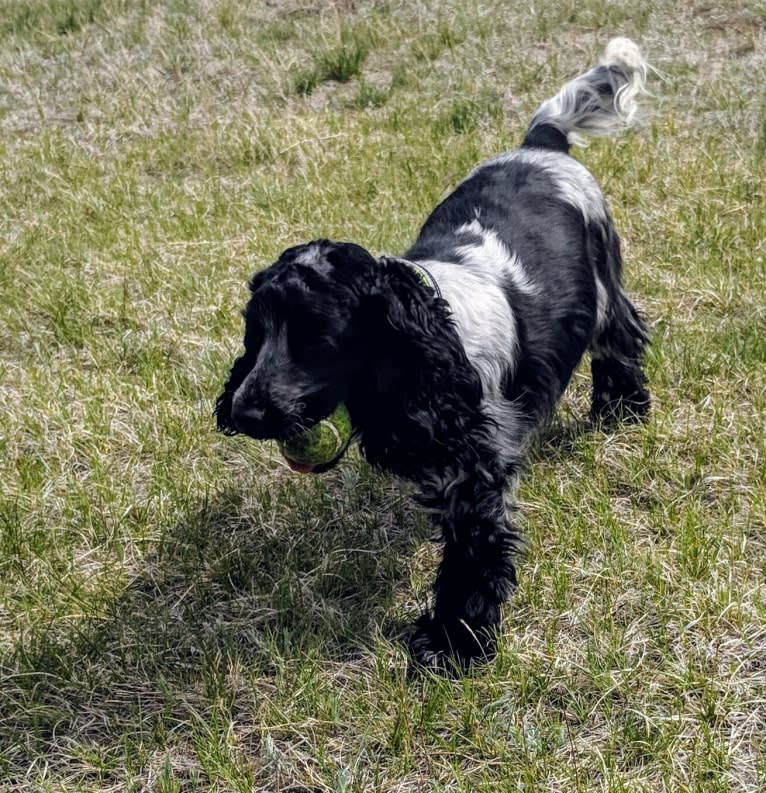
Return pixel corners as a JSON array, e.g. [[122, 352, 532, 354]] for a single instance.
[[216, 38, 651, 670]]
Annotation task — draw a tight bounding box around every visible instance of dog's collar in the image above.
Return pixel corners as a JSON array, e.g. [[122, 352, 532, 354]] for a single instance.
[[407, 261, 443, 299], [381, 256, 443, 299]]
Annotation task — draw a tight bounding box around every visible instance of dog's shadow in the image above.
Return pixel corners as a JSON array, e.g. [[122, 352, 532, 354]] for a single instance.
[[107, 459, 429, 671], [532, 416, 597, 458], [4, 420, 606, 779], [3, 458, 430, 780]]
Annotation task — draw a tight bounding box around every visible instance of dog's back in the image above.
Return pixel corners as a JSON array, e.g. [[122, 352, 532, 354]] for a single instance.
[[403, 39, 648, 431]]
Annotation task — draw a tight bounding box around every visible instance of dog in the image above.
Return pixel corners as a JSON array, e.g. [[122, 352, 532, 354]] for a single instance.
[[215, 38, 651, 670]]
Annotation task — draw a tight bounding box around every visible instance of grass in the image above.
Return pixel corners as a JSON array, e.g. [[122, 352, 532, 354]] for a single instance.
[[1, 0, 765, 790], [292, 25, 371, 96]]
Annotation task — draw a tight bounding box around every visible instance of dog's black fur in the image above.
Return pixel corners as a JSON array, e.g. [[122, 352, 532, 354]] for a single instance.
[[215, 40, 651, 669]]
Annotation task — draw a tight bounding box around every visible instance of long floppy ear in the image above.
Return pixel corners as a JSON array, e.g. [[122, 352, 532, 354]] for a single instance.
[[352, 260, 485, 470], [370, 260, 481, 400]]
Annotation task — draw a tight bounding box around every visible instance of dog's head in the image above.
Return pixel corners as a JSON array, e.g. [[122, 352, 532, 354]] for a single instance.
[[216, 238, 485, 475], [214, 240, 376, 443]]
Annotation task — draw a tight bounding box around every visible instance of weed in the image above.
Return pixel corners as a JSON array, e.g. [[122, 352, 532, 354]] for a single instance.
[[352, 80, 389, 109]]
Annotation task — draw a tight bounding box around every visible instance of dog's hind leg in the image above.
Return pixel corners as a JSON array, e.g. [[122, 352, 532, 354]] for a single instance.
[[589, 228, 651, 425]]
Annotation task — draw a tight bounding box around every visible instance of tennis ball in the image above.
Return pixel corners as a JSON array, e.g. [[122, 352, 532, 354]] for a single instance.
[[278, 403, 352, 473]]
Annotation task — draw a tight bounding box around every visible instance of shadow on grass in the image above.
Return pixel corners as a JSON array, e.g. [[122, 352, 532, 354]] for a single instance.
[[528, 416, 601, 460], [2, 420, 620, 782], [0, 460, 431, 782]]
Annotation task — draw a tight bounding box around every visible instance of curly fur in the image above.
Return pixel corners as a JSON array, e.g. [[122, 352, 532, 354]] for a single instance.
[[215, 39, 651, 670]]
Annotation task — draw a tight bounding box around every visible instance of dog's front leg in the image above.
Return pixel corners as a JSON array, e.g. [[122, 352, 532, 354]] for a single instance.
[[410, 468, 519, 671]]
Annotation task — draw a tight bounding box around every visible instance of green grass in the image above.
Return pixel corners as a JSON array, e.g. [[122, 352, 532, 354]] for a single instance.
[[291, 25, 372, 96], [1, 0, 765, 790]]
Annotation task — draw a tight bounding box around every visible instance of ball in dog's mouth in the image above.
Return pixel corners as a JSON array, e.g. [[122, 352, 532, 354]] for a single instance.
[[277, 403, 352, 474]]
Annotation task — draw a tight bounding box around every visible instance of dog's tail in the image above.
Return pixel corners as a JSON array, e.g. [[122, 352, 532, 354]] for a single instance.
[[523, 38, 647, 151]]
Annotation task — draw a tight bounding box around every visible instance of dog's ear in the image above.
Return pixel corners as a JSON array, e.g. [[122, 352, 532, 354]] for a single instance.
[[214, 389, 238, 435], [215, 267, 272, 435], [364, 260, 454, 355], [353, 266, 485, 469], [361, 262, 483, 414]]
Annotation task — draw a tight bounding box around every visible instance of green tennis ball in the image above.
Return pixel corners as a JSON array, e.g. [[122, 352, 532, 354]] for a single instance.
[[277, 403, 352, 472]]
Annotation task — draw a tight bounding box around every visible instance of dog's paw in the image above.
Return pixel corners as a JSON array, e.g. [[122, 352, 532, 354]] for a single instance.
[[591, 389, 650, 426], [408, 613, 497, 674], [590, 362, 650, 427]]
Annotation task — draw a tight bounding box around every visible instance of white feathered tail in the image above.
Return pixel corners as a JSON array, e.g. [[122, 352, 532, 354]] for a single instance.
[[524, 38, 648, 149]]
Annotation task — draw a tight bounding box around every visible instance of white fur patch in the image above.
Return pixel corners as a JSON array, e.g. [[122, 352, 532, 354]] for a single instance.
[[526, 38, 647, 147], [293, 243, 335, 275], [455, 219, 538, 295], [421, 253, 517, 401], [293, 246, 320, 265]]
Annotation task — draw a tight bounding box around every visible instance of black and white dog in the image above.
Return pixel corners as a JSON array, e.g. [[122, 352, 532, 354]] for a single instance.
[[216, 39, 651, 669]]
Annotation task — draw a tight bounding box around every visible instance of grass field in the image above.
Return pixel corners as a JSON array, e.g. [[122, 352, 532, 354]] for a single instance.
[[1, 0, 765, 790]]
